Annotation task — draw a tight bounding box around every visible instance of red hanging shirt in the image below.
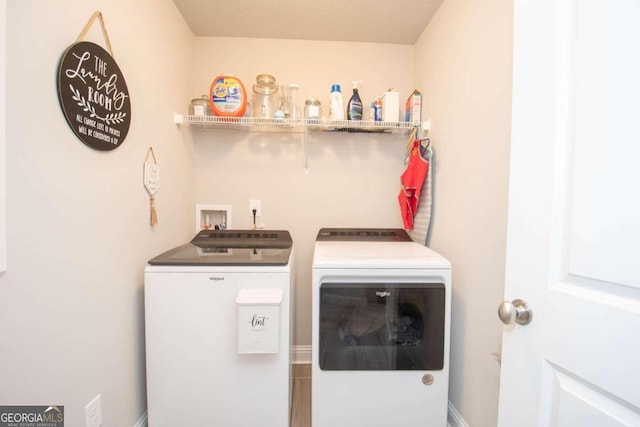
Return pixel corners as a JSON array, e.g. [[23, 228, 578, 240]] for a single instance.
[[398, 140, 429, 230]]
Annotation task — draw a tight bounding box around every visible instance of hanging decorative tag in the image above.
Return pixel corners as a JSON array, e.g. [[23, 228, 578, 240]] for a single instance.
[[144, 148, 160, 225], [56, 12, 131, 151]]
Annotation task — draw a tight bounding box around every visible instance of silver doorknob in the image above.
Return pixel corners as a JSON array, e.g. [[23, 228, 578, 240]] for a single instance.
[[498, 299, 532, 325]]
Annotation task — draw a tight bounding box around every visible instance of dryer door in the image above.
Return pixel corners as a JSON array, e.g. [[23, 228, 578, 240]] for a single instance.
[[319, 282, 445, 370]]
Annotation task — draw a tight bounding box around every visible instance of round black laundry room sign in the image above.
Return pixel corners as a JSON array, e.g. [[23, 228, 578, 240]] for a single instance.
[[57, 41, 131, 151]]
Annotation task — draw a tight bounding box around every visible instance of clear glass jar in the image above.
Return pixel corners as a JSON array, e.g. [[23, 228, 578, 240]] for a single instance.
[[304, 97, 322, 120], [189, 95, 211, 116], [279, 85, 289, 118], [252, 74, 279, 118], [288, 84, 300, 120]]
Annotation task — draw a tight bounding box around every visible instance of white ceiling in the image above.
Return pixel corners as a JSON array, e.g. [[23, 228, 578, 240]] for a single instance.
[[172, 0, 444, 45]]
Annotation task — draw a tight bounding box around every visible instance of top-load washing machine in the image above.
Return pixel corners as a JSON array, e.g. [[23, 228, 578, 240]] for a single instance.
[[144, 229, 294, 427], [312, 228, 451, 427]]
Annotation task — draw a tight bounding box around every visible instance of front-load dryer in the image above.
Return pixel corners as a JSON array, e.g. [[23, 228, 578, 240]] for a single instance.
[[312, 228, 451, 427], [144, 230, 294, 427]]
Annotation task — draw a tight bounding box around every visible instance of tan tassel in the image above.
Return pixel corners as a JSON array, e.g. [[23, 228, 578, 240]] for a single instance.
[[150, 196, 158, 226]]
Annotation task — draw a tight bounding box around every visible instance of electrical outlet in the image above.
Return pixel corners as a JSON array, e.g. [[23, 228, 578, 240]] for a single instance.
[[249, 199, 261, 217], [85, 394, 102, 427]]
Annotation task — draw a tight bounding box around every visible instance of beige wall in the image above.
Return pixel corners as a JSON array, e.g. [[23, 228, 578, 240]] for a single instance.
[[1, 2, 6, 271], [0, 1, 194, 425], [414, 0, 513, 425], [192, 38, 415, 346]]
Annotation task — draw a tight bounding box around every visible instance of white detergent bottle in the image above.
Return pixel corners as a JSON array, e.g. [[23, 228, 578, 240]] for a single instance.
[[329, 84, 344, 120]]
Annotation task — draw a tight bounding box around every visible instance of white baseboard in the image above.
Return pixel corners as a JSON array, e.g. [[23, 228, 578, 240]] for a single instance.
[[291, 345, 311, 364], [134, 411, 148, 427], [448, 401, 470, 427]]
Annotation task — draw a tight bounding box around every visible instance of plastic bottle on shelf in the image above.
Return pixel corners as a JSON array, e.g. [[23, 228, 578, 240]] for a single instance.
[[374, 97, 382, 121], [209, 74, 247, 117], [329, 84, 344, 120], [347, 80, 363, 121]]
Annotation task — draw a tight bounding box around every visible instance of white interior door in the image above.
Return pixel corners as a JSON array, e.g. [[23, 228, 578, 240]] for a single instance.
[[498, 0, 640, 425]]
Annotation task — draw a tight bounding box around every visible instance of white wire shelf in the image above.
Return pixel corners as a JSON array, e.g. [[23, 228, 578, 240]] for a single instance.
[[174, 114, 423, 134]]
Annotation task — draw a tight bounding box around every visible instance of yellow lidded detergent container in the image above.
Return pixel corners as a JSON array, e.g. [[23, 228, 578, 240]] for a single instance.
[[209, 75, 247, 117]]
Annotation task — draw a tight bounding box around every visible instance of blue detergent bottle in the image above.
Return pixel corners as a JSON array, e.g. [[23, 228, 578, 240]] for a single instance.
[[347, 80, 363, 121]]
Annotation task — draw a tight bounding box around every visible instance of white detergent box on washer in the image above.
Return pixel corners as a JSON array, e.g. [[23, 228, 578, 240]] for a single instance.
[[236, 288, 282, 354]]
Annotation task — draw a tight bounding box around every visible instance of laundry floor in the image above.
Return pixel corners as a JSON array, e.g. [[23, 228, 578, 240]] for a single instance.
[[291, 363, 311, 427]]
